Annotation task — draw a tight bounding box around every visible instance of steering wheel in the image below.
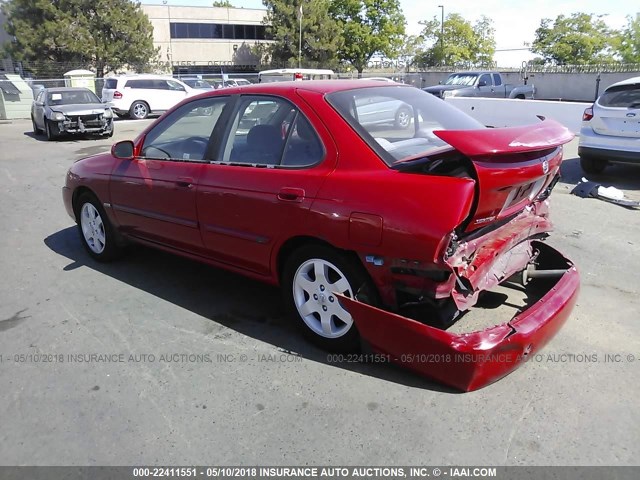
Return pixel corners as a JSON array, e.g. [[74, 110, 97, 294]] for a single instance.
[[141, 146, 172, 159], [182, 136, 209, 160]]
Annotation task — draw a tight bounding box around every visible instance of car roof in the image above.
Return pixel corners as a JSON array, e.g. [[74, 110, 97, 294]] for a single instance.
[[207, 80, 413, 95], [606, 76, 640, 90]]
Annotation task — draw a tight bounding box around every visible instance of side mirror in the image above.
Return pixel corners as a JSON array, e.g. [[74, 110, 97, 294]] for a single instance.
[[112, 140, 134, 159], [477, 80, 487, 87]]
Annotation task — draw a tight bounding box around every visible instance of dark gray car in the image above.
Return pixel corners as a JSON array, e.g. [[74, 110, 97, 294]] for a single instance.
[[31, 87, 114, 140]]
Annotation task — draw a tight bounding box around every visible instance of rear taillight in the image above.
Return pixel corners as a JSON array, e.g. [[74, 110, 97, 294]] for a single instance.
[[582, 106, 593, 121], [113, 91, 123, 99]]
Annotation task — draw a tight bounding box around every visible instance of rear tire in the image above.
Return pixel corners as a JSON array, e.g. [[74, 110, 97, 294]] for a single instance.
[[75, 192, 123, 262], [32, 117, 42, 135], [129, 101, 149, 120], [580, 156, 607, 174], [282, 245, 378, 352]]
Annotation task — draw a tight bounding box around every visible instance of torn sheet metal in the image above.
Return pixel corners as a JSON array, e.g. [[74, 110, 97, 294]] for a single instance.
[[339, 242, 579, 392]]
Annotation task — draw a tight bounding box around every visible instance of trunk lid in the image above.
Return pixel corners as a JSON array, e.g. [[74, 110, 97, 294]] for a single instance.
[[591, 81, 640, 138], [434, 119, 573, 232]]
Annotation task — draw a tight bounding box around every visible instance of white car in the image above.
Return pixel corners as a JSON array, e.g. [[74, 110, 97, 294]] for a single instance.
[[101, 75, 196, 119], [578, 76, 640, 173]]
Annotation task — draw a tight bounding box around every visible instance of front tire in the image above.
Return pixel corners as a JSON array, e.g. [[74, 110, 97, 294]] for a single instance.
[[580, 156, 607, 174], [129, 101, 149, 120], [76, 193, 123, 262], [282, 245, 378, 352], [45, 119, 59, 141]]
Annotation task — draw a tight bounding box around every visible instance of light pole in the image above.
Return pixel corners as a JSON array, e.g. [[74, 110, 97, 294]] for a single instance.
[[438, 5, 444, 66], [163, 0, 172, 71], [298, 3, 303, 68]]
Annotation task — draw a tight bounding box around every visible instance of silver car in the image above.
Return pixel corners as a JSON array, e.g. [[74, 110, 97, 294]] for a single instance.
[[31, 87, 114, 141], [578, 76, 640, 173]]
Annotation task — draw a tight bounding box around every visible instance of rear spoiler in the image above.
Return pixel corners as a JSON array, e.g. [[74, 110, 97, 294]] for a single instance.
[[433, 119, 574, 157]]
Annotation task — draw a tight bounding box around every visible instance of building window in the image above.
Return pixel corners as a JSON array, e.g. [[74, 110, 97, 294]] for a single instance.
[[170, 22, 271, 40]]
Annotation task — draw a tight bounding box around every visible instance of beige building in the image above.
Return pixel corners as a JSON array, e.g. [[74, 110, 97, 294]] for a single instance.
[[141, 4, 271, 74]]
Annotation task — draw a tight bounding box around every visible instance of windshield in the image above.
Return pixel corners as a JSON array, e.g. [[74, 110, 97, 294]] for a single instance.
[[444, 74, 479, 86], [326, 86, 484, 166], [48, 90, 101, 105], [598, 83, 640, 108]]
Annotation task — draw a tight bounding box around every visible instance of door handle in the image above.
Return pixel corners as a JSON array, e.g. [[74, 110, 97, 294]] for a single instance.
[[277, 187, 305, 203], [176, 176, 194, 188]]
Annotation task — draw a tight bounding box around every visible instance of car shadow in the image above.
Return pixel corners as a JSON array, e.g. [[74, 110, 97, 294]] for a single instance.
[[44, 227, 459, 394], [23, 130, 110, 144], [560, 154, 640, 192]]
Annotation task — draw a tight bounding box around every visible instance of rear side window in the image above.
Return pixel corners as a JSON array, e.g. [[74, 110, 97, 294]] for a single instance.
[[222, 95, 324, 168], [103, 78, 117, 89], [598, 84, 640, 108], [492, 74, 502, 86], [125, 79, 154, 89]]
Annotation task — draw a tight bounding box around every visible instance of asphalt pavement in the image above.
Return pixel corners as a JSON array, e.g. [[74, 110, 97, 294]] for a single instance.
[[0, 118, 638, 466]]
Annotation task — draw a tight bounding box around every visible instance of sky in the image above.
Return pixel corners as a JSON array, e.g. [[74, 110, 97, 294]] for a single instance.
[[141, 0, 638, 67]]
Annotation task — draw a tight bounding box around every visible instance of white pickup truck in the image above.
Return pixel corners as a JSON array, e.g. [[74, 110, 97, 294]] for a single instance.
[[424, 71, 535, 99]]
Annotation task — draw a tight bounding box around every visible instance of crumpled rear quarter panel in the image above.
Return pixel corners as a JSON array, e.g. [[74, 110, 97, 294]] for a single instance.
[[339, 244, 579, 391]]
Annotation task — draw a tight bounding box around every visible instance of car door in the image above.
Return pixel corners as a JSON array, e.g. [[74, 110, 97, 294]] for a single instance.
[[196, 94, 333, 275], [33, 90, 46, 129], [109, 95, 229, 253], [476, 73, 494, 97]]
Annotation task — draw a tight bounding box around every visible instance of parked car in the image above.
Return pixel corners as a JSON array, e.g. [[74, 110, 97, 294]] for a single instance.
[[424, 71, 535, 99], [578, 76, 640, 174], [355, 95, 413, 128], [181, 78, 214, 90], [224, 78, 252, 87], [62, 81, 578, 391], [101, 74, 197, 119], [31, 87, 114, 140]]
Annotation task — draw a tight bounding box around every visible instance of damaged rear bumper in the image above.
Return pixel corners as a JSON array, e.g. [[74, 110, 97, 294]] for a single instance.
[[339, 242, 579, 392]]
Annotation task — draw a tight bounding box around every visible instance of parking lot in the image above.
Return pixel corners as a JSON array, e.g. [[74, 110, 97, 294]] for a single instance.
[[0, 117, 638, 466]]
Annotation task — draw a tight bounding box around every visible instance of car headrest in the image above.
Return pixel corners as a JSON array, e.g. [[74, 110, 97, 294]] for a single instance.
[[247, 124, 283, 151]]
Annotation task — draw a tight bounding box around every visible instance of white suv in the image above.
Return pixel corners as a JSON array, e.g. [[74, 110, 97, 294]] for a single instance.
[[102, 75, 196, 119], [578, 76, 640, 174]]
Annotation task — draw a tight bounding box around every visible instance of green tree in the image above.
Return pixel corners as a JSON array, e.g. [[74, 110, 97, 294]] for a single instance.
[[532, 13, 617, 65], [474, 16, 496, 67], [414, 13, 495, 68], [617, 15, 640, 63], [263, 0, 342, 68], [1, 0, 158, 78], [212, 1, 235, 7], [329, 0, 406, 76]]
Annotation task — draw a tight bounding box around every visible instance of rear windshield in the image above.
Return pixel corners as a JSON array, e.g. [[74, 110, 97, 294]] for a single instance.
[[598, 83, 640, 108], [326, 86, 484, 166], [103, 78, 117, 89]]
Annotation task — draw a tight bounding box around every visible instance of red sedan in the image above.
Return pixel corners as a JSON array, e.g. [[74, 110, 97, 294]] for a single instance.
[[62, 80, 578, 391]]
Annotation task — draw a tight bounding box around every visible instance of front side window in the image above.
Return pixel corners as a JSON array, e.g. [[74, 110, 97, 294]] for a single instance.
[[478, 74, 492, 86], [222, 96, 324, 167], [327, 86, 484, 165], [141, 97, 228, 161]]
